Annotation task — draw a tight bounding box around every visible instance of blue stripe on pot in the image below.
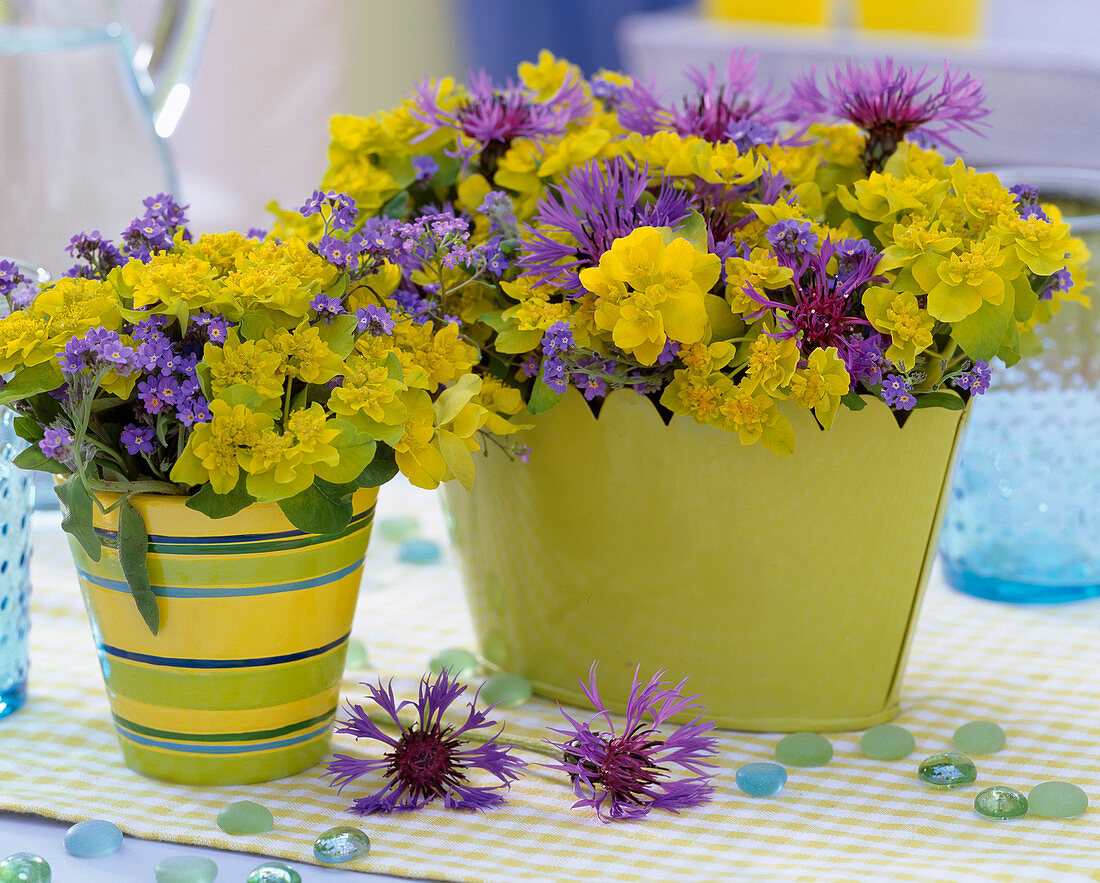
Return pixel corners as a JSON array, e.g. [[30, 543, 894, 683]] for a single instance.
[[114, 719, 334, 754], [98, 632, 350, 669]]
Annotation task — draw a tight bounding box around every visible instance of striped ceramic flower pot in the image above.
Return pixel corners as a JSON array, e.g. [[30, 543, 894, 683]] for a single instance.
[[66, 487, 377, 785], [445, 389, 967, 732]]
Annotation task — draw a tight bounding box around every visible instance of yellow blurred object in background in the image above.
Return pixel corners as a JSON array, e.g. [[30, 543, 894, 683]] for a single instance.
[[701, 0, 828, 26], [855, 0, 983, 36]]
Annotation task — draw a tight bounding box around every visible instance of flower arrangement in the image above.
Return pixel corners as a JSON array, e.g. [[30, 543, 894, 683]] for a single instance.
[[287, 50, 1089, 456], [0, 195, 524, 632]]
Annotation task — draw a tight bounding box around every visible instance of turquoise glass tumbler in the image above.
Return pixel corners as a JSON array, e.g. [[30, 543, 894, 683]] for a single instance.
[[0, 405, 33, 716], [939, 171, 1100, 603]]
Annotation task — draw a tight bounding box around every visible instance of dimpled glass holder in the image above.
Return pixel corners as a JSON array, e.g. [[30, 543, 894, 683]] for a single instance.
[[0, 405, 34, 718], [939, 179, 1100, 603]]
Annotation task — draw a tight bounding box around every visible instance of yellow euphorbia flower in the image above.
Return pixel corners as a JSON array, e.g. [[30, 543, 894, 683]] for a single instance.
[[783, 346, 850, 431], [269, 323, 347, 385], [203, 334, 285, 404], [744, 333, 800, 394], [713, 378, 795, 454], [170, 399, 272, 494], [862, 287, 935, 369], [329, 354, 408, 431], [518, 50, 580, 101], [927, 239, 1010, 322], [838, 172, 949, 223], [0, 309, 51, 373], [724, 249, 795, 314]]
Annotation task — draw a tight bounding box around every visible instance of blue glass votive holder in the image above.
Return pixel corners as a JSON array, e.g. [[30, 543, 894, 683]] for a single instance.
[[0, 405, 34, 716]]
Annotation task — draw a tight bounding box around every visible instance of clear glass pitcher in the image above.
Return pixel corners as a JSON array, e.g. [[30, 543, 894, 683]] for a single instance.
[[0, 0, 211, 275]]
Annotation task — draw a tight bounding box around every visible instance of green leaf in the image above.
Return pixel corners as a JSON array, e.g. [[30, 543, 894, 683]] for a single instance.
[[316, 313, 359, 358], [239, 314, 274, 341], [0, 362, 64, 405], [479, 310, 511, 333], [356, 443, 399, 487], [185, 474, 256, 519], [117, 498, 159, 635], [670, 211, 710, 250], [12, 445, 67, 474], [384, 352, 403, 382], [840, 392, 868, 411], [494, 328, 543, 354], [381, 190, 410, 219], [527, 378, 564, 415], [56, 476, 102, 562], [217, 384, 262, 409], [950, 298, 1013, 362], [12, 416, 44, 443], [914, 391, 965, 410], [278, 484, 353, 535]]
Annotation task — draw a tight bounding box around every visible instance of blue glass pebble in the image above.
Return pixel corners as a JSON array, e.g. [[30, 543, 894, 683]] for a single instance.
[[735, 762, 788, 797], [64, 819, 124, 857], [480, 672, 533, 707], [430, 647, 479, 679], [314, 826, 371, 864], [247, 862, 302, 883], [154, 855, 217, 883], [398, 538, 442, 564], [0, 853, 50, 883], [345, 638, 369, 669]]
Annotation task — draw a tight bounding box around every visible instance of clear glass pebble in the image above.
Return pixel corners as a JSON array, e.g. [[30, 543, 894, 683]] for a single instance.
[[0, 853, 50, 883], [917, 752, 977, 788], [974, 786, 1028, 820], [345, 638, 369, 669], [480, 672, 533, 707], [735, 762, 787, 797], [64, 819, 124, 857], [216, 799, 274, 834], [430, 648, 479, 679], [953, 720, 1006, 754], [154, 856, 217, 883], [1028, 781, 1089, 818], [397, 538, 442, 564], [775, 732, 833, 767], [313, 826, 370, 864], [860, 724, 916, 760], [376, 516, 419, 542], [247, 862, 302, 883]]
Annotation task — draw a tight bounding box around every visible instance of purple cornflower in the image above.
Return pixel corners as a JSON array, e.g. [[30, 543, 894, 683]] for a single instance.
[[412, 155, 439, 185], [355, 305, 396, 336], [521, 158, 692, 291], [311, 293, 347, 322], [789, 58, 988, 173], [881, 373, 917, 410], [120, 424, 157, 456], [326, 671, 525, 814], [745, 237, 881, 370], [547, 664, 719, 823], [766, 219, 819, 259], [411, 69, 591, 172], [955, 359, 992, 395], [618, 49, 781, 145], [39, 427, 72, 461]]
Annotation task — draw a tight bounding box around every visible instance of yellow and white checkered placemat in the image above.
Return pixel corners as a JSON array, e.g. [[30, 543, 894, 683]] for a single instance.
[[1, 479, 1097, 882]]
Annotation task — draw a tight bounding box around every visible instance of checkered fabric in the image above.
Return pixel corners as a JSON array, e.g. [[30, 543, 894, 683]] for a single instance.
[[0, 479, 1096, 882]]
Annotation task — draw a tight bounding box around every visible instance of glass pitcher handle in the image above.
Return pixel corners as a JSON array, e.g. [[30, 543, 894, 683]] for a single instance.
[[135, 0, 214, 137]]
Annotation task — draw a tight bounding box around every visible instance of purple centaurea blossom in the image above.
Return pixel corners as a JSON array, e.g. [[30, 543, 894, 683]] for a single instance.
[[547, 664, 719, 823], [120, 424, 157, 456], [618, 49, 782, 146], [326, 671, 525, 814], [744, 237, 882, 370], [788, 58, 988, 173], [39, 427, 72, 461], [356, 305, 396, 336], [954, 359, 992, 395], [411, 69, 591, 174], [521, 158, 693, 291], [881, 373, 917, 410]]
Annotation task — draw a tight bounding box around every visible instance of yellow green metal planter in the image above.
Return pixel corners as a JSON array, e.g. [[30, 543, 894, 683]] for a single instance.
[[445, 389, 967, 732], [67, 487, 377, 784]]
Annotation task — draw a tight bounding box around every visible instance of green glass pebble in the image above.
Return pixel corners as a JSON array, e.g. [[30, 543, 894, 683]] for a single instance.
[[64, 819, 124, 857], [397, 538, 442, 564], [430, 647, 479, 679], [860, 724, 916, 760], [1028, 781, 1089, 819], [154, 856, 217, 883], [775, 732, 833, 767], [974, 786, 1028, 820], [0, 853, 50, 883], [953, 720, 1006, 755], [313, 826, 371, 864], [480, 672, 533, 707], [216, 799, 274, 835], [247, 862, 302, 883], [345, 638, 369, 669], [375, 516, 419, 541], [918, 752, 977, 788], [735, 762, 787, 797]]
